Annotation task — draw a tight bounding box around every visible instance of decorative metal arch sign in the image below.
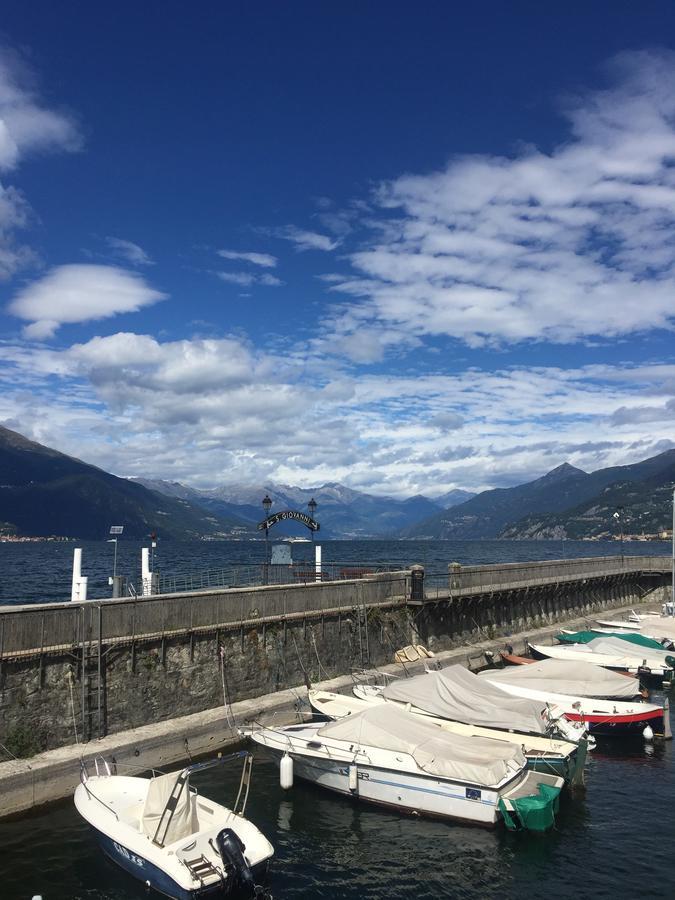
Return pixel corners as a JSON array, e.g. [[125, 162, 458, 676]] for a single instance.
[[257, 510, 320, 532]]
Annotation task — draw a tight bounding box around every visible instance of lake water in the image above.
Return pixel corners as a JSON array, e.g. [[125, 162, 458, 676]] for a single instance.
[[0, 537, 670, 604], [1, 539, 673, 899], [1, 707, 673, 900]]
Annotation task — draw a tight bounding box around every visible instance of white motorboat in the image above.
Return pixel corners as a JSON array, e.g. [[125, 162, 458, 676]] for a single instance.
[[596, 613, 675, 647], [245, 705, 564, 832], [74, 753, 274, 899], [308, 688, 586, 785], [529, 638, 675, 680], [480, 667, 669, 739], [481, 658, 640, 700], [595, 618, 642, 631], [352, 665, 588, 745]]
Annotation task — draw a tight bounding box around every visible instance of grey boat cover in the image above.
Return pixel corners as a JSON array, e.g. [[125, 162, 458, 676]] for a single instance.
[[380, 665, 551, 735], [586, 636, 674, 665], [477, 658, 637, 699], [317, 703, 525, 786]]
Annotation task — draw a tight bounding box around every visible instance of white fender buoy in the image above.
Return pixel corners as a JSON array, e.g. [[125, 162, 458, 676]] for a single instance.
[[349, 764, 358, 792], [643, 725, 654, 742], [664, 697, 672, 740], [280, 752, 293, 789]]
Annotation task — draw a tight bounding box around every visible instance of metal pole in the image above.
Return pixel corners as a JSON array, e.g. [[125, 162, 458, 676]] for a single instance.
[[265, 525, 269, 585], [671, 487, 674, 613], [113, 538, 118, 579]]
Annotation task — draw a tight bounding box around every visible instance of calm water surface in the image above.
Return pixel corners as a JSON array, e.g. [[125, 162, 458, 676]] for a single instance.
[[1, 539, 672, 898], [0, 537, 670, 604], [1, 718, 673, 900]]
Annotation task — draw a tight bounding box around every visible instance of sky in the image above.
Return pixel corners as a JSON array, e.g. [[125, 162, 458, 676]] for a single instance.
[[1, 2, 675, 498]]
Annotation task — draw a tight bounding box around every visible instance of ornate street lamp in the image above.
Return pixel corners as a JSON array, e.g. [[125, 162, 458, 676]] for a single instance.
[[308, 497, 317, 544], [262, 495, 272, 583]]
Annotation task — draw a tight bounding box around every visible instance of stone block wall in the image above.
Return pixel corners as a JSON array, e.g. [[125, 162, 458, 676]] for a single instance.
[[0, 604, 412, 757], [414, 575, 670, 651]]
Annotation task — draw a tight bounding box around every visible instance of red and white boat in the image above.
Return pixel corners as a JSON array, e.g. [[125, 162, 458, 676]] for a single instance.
[[479, 665, 669, 739]]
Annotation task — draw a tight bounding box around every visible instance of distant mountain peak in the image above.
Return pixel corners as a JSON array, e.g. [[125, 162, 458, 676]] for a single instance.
[[538, 462, 586, 483]]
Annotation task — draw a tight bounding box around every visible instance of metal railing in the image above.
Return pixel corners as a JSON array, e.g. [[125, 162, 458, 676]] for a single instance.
[[0, 569, 411, 658], [424, 554, 670, 600], [154, 562, 400, 594]]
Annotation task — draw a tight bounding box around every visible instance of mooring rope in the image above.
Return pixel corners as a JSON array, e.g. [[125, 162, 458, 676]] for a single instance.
[[67, 669, 80, 746], [308, 628, 330, 682], [219, 646, 236, 730], [0, 740, 32, 769]]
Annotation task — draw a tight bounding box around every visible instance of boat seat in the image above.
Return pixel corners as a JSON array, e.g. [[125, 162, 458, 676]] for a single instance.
[[120, 801, 145, 830]]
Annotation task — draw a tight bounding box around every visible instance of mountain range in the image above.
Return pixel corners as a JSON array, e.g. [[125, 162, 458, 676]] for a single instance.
[[0, 424, 673, 541], [401, 452, 675, 540]]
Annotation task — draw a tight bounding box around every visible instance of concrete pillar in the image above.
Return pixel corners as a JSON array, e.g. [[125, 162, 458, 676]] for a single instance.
[[449, 561, 462, 596]]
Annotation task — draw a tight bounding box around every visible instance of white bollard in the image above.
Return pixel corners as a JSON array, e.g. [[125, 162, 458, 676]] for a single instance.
[[71, 547, 82, 601], [141, 547, 152, 596], [71, 549, 88, 602], [315, 544, 322, 582]]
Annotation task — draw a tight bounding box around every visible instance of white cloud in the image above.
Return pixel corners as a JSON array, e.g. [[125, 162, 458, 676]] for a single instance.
[[322, 50, 675, 352], [0, 50, 81, 172], [217, 271, 283, 287], [7, 264, 167, 338], [0, 48, 82, 279], [217, 249, 277, 268], [106, 237, 154, 266], [1, 332, 674, 496], [278, 226, 339, 252]]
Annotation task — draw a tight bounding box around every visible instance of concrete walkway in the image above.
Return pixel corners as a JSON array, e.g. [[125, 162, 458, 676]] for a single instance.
[[0, 599, 658, 818]]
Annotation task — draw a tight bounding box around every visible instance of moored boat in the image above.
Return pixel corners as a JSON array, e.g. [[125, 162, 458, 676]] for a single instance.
[[480, 667, 669, 739], [482, 657, 641, 700], [353, 665, 588, 746], [528, 638, 675, 682], [557, 630, 670, 652], [74, 753, 274, 899], [500, 651, 537, 665], [308, 688, 586, 785], [244, 705, 564, 832]]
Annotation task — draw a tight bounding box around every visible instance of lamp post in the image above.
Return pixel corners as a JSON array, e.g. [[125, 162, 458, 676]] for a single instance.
[[614, 506, 625, 564], [671, 487, 674, 615], [262, 494, 272, 584], [107, 525, 124, 596], [308, 496, 321, 582], [308, 497, 317, 542], [109, 538, 118, 578]]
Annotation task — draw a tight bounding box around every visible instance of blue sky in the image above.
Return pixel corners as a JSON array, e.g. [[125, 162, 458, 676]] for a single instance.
[[1, 2, 675, 497]]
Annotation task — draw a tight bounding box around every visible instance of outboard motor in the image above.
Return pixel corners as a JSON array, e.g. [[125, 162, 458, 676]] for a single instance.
[[216, 828, 254, 894]]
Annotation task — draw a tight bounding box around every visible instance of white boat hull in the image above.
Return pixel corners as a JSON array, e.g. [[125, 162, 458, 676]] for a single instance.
[[74, 762, 274, 899], [528, 641, 673, 678], [309, 689, 584, 784], [247, 721, 563, 830], [288, 752, 501, 825], [481, 678, 666, 737]]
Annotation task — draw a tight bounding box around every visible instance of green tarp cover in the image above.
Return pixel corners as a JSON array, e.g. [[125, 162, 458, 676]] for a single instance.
[[499, 782, 561, 832], [557, 630, 664, 650]]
